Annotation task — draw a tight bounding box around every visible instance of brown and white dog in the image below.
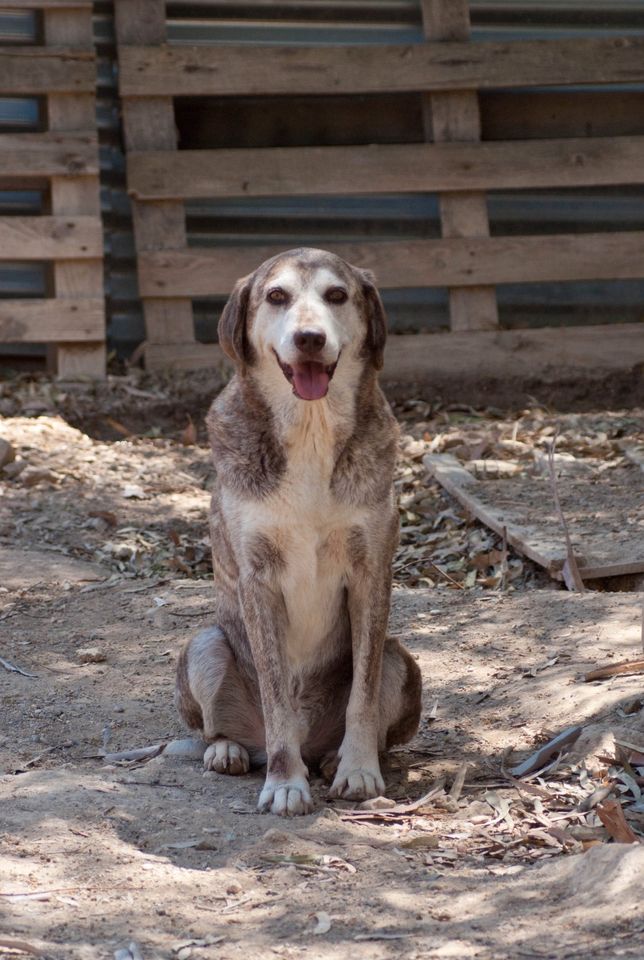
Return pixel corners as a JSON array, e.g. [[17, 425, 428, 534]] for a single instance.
[[176, 247, 421, 816]]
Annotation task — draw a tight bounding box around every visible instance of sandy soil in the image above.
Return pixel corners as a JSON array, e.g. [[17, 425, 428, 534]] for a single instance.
[[1, 386, 643, 959]]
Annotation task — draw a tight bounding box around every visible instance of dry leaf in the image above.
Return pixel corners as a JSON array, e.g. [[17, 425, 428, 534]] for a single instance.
[[596, 799, 641, 844]]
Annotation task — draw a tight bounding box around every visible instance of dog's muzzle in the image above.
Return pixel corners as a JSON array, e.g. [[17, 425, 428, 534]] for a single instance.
[[274, 351, 339, 401]]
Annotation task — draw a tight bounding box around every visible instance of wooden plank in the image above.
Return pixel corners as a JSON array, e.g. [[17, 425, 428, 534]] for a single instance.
[[0, 216, 102, 259], [2, 2, 92, 7], [44, 6, 105, 380], [136, 231, 644, 297], [118, 36, 644, 98], [127, 136, 644, 200], [0, 132, 98, 178], [424, 453, 644, 581], [115, 0, 195, 347], [421, 0, 497, 333], [0, 299, 104, 343], [0, 48, 94, 94], [144, 322, 644, 380]]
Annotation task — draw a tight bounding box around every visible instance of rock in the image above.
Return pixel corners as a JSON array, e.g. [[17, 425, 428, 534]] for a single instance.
[[2, 459, 27, 479], [21, 467, 57, 487], [77, 646, 107, 664], [0, 438, 15, 469], [164, 737, 207, 761], [359, 795, 396, 811]]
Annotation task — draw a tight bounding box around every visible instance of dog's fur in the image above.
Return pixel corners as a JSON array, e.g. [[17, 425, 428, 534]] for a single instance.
[[176, 247, 422, 816]]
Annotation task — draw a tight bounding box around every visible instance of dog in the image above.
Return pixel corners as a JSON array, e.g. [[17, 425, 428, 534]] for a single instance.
[[175, 247, 422, 816]]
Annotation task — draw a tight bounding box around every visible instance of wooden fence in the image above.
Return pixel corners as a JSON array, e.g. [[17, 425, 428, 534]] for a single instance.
[[114, 1, 644, 372], [0, 0, 104, 378]]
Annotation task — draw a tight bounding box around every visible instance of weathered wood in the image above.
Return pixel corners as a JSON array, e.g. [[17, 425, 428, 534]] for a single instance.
[[0, 299, 104, 343], [136, 231, 644, 297], [115, 0, 195, 347], [421, 0, 497, 333], [2, 1, 92, 7], [424, 453, 644, 581], [0, 216, 102, 259], [127, 136, 644, 200], [143, 323, 644, 384], [118, 36, 644, 98], [0, 48, 94, 94], [44, 6, 105, 379], [0, 132, 98, 178]]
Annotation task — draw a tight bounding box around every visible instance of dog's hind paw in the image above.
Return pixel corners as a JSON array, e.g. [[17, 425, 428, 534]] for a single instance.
[[258, 776, 313, 817], [203, 739, 250, 776], [329, 766, 385, 802]]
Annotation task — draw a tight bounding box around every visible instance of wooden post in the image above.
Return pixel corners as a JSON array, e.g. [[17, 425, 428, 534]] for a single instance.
[[115, 0, 196, 364], [421, 0, 499, 331], [43, 6, 105, 378]]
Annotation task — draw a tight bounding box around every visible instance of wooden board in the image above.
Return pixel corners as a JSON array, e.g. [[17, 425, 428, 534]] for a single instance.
[[115, 0, 195, 348], [0, 132, 98, 179], [424, 453, 644, 581], [137, 231, 644, 297], [127, 136, 644, 200], [0, 48, 95, 94], [143, 322, 643, 381], [0, 216, 102, 259], [118, 36, 644, 98], [0, 299, 104, 343], [421, 0, 497, 333]]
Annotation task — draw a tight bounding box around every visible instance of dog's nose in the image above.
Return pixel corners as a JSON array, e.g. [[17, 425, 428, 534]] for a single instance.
[[293, 329, 327, 355]]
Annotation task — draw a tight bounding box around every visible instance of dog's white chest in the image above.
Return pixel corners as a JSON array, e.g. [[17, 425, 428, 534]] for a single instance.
[[236, 405, 362, 667]]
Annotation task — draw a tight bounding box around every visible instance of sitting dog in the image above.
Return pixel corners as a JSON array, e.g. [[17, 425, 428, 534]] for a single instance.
[[176, 247, 422, 816]]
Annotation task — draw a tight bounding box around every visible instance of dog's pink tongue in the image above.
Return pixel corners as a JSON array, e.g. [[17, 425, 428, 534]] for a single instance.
[[292, 362, 330, 401]]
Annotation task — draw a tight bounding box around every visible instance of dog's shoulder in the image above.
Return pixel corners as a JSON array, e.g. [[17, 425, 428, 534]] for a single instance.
[[207, 376, 286, 498], [331, 375, 399, 507]]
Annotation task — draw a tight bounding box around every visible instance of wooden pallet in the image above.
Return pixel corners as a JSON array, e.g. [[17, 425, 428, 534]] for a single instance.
[[0, 1, 105, 378], [115, 0, 644, 370]]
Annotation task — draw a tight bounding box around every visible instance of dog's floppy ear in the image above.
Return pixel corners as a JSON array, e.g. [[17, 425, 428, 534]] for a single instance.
[[359, 269, 387, 370], [218, 273, 255, 374]]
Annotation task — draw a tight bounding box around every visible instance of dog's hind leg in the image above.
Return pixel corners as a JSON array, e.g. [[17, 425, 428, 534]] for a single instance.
[[176, 626, 266, 774], [380, 637, 423, 750]]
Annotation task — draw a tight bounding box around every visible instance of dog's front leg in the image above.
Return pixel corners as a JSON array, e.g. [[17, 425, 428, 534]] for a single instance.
[[329, 528, 390, 801], [239, 543, 312, 816]]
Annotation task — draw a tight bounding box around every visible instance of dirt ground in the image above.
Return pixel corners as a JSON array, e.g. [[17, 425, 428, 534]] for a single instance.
[[1, 375, 643, 960]]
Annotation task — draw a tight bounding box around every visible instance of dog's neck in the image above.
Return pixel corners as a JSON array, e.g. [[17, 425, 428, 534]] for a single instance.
[[251, 352, 366, 456]]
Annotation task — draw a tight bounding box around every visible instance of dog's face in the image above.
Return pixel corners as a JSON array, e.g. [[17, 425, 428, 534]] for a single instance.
[[218, 248, 387, 401]]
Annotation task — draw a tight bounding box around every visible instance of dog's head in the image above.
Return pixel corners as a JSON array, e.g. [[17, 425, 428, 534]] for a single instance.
[[218, 248, 387, 401]]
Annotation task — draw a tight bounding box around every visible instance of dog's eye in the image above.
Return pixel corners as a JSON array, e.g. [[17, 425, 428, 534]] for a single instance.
[[325, 287, 348, 305], [267, 287, 289, 305]]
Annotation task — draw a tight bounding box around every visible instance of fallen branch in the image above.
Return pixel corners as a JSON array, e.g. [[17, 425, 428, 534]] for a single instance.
[[0, 655, 37, 678], [0, 939, 43, 956], [547, 434, 585, 592], [584, 658, 644, 682], [509, 725, 583, 778]]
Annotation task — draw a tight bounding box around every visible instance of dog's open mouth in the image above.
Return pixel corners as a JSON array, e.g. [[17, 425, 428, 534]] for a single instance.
[[275, 353, 338, 401]]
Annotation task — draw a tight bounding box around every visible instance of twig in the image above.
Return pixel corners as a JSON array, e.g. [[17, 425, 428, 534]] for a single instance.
[[0, 655, 37, 678], [448, 762, 469, 803], [424, 560, 465, 590], [547, 433, 585, 592], [500, 524, 508, 591], [0, 939, 43, 956], [584, 658, 644, 682]]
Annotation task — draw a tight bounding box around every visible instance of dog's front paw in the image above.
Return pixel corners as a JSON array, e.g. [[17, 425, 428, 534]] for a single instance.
[[329, 762, 385, 802], [203, 739, 250, 775], [258, 775, 313, 816]]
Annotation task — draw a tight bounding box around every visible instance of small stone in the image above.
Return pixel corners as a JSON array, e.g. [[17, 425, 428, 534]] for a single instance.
[[262, 828, 289, 844], [226, 881, 243, 895], [0, 438, 15, 469], [21, 467, 57, 487], [2, 459, 27, 479], [77, 646, 107, 664], [112, 705, 125, 714], [359, 795, 396, 811]]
